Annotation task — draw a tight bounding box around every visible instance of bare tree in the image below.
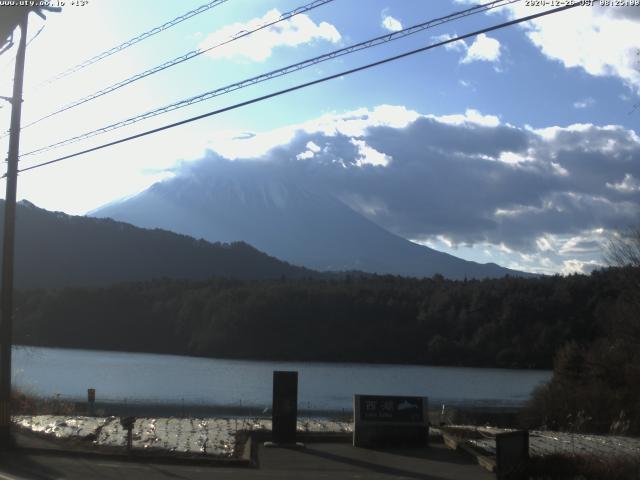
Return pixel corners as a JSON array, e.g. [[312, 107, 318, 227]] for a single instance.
[[632, 49, 640, 115], [604, 227, 640, 267]]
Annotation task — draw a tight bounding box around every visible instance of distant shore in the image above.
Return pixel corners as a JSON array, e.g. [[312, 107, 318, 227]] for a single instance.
[[16, 396, 524, 428], [13, 343, 552, 371]]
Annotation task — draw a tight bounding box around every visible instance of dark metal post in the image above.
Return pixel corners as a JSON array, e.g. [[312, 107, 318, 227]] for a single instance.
[[0, 11, 28, 450], [271, 371, 298, 445], [87, 388, 96, 415]]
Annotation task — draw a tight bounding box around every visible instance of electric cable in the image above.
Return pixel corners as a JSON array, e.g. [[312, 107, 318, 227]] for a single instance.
[[11, 0, 335, 134], [19, 0, 523, 158], [11, 2, 581, 177], [38, 0, 230, 86]]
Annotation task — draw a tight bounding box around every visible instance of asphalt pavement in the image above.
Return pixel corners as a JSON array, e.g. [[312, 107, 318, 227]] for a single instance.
[[0, 440, 493, 480]]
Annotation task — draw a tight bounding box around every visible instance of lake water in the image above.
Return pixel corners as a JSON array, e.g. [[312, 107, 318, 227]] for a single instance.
[[13, 346, 551, 412]]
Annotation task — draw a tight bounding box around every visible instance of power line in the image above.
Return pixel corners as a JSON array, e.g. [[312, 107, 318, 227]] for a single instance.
[[12, 2, 581, 176], [0, 23, 44, 72], [19, 0, 521, 159], [37, 0, 230, 87], [12, 0, 335, 134]]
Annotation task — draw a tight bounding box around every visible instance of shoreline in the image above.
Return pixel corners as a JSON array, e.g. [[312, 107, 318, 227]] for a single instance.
[[15, 397, 526, 428], [13, 344, 553, 372], [17, 395, 529, 411]]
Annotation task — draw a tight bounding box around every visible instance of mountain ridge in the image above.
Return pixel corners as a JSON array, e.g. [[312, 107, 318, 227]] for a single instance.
[[1, 199, 314, 289], [91, 159, 534, 279]]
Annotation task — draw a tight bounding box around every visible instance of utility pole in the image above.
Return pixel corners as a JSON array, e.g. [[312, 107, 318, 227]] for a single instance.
[[0, 8, 28, 449], [0, 4, 59, 449]]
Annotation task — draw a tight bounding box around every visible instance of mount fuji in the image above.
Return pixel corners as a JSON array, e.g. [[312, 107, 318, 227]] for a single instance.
[[91, 159, 530, 279]]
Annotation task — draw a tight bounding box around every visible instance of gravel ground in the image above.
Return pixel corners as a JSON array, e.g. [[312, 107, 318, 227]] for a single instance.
[[13, 415, 353, 457], [13, 415, 108, 440], [448, 426, 640, 459], [18, 417, 639, 460]]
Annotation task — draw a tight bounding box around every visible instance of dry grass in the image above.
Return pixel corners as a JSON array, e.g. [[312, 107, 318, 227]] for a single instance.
[[11, 388, 77, 416]]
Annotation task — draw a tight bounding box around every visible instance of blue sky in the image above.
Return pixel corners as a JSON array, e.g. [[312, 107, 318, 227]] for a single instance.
[[0, 0, 639, 274]]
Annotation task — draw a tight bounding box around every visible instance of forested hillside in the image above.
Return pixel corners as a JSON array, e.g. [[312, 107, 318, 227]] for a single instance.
[[526, 264, 640, 434], [0, 200, 313, 288], [14, 267, 634, 369]]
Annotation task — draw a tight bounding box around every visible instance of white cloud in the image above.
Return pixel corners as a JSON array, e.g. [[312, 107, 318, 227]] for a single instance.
[[573, 97, 595, 109], [495, 204, 547, 218], [559, 234, 603, 255], [306, 140, 321, 153], [350, 139, 391, 167], [531, 123, 612, 142], [561, 259, 603, 275], [415, 233, 606, 275], [301, 104, 420, 137], [500, 230, 608, 275], [296, 141, 322, 160], [202, 105, 420, 160], [433, 33, 501, 65], [461, 33, 501, 64], [498, 151, 531, 165], [193, 105, 640, 274], [381, 15, 403, 32], [550, 162, 569, 177], [536, 236, 555, 252], [437, 235, 455, 249], [30, 95, 633, 275], [607, 173, 640, 193], [296, 150, 314, 160], [434, 33, 466, 52], [504, 4, 640, 91], [198, 9, 341, 62], [431, 109, 500, 127]]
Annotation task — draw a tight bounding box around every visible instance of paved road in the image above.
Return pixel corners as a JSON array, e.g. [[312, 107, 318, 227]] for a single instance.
[[0, 442, 493, 479]]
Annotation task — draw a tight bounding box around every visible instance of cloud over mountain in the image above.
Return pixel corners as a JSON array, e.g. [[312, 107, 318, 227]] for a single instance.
[[190, 105, 640, 273]]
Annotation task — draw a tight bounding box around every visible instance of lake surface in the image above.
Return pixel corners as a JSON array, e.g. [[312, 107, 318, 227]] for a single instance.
[[13, 346, 551, 412]]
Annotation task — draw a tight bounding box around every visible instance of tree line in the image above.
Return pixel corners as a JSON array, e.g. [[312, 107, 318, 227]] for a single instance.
[[12, 267, 634, 370]]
